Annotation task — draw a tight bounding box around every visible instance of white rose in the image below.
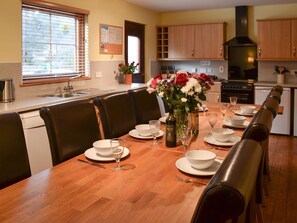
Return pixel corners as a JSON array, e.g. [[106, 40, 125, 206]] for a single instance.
[[158, 92, 164, 97], [181, 98, 187, 103], [147, 87, 156, 94]]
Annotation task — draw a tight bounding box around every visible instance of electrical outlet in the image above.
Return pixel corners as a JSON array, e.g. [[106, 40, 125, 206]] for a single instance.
[[95, 72, 102, 78], [219, 66, 224, 73]]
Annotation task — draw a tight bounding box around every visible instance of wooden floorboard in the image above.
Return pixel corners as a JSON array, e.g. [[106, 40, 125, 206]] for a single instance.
[[262, 135, 297, 223]]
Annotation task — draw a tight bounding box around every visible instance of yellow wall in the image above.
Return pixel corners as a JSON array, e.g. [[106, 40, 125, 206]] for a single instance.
[[0, 0, 160, 65], [160, 3, 297, 42]]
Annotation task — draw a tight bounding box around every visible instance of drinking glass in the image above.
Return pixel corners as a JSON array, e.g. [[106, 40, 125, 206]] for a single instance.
[[110, 138, 125, 171], [229, 96, 238, 111], [201, 101, 207, 116], [180, 125, 192, 154], [220, 103, 228, 121], [207, 113, 218, 133], [149, 120, 161, 146]]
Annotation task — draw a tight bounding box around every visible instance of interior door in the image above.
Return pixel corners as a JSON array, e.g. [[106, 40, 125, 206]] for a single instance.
[[125, 21, 145, 83]]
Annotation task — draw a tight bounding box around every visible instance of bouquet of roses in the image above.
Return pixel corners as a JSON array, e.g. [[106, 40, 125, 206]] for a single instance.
[[147, 71, 213, 113]]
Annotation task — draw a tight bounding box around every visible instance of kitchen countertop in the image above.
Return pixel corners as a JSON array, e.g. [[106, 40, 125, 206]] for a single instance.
[[255, 81, 297, 88], [0, 83, 146, 114]]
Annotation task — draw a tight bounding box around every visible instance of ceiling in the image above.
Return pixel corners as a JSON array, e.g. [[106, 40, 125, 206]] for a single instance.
[[124, 0, 297, 12]]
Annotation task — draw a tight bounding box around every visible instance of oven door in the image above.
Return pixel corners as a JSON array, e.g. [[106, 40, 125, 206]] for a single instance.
[[221, 92, 254, 104]]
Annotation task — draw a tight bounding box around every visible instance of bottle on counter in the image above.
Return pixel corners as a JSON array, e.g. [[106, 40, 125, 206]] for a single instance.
[[166, 107, 176, 147]]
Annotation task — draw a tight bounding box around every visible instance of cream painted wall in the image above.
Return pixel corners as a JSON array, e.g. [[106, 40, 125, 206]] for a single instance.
[[0, 0, 160, 72]]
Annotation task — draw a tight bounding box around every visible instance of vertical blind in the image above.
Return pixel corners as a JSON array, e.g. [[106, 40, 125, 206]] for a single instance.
[[22, 2, 89, 80]]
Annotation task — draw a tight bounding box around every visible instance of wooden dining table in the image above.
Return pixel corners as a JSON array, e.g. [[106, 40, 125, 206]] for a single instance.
[[0, 103, 265, 223]]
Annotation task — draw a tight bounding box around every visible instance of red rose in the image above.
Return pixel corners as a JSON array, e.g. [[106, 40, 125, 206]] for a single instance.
[[151, 75, 162, 88], [174, 73, 188, 86]]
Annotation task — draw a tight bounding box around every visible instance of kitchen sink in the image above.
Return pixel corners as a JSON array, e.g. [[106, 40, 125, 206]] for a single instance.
[[41, 91, 88, 98]]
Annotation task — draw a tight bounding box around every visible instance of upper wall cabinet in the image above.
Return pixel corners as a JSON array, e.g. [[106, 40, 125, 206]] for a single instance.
[[257, 19, 297, 60], [157, 23, 226, 60], [194, 23, 225, 59]]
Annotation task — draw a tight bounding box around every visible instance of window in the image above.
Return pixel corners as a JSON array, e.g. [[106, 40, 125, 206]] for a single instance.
[[22, 1, 89, 84]]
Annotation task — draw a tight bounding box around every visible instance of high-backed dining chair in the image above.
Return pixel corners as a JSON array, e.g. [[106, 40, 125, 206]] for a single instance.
[[40, 100, 101, 166], [128, 88, 161, 124], [93, 91, 137, 139], [260, 97, 279, 118], [192, 139, 262, 223], [272, 85, 283, 94], [0, 112, 31, 189], [241, 108, 275, 223]]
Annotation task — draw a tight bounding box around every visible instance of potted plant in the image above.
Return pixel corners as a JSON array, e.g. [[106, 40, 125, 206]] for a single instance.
[[118, 61, 139, 85]]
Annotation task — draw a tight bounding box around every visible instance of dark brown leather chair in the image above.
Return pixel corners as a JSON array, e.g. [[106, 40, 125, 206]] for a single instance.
[[192, 139, 262, 223], [272, 85, 283, 94], [260, 97, 279, 118], [128, 88, 161, 124], [0, 112, 31, 189], [266, 90, 282, 104], [40, 100, 101, 166], [93, 91, 137, 139], [241, 108, 274, 223]]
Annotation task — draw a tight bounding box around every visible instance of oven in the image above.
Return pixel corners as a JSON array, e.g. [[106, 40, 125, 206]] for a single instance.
[[221, 80, 254, 104]]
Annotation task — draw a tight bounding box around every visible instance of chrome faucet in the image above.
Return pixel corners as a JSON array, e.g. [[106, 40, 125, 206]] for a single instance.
[[64, 74, 82, 94]]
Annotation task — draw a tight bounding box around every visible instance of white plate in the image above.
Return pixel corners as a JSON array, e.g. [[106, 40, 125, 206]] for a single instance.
[[234, 109, 257, 117], [176, 157, 222, 176], [84, 147, 129, 161], [222, 119, 250, 129], [204, 134, 240, 146], [129, 129, 164, 139]]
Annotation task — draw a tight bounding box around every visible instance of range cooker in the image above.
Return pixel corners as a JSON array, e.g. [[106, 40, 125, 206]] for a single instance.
[[221, 80, 255, 104]]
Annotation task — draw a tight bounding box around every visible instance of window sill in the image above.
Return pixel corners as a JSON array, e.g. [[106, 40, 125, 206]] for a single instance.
[[20, 76, 91, 87]]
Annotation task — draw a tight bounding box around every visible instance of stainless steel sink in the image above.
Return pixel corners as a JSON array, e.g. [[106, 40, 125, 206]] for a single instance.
[[41, 92, 88, 98]]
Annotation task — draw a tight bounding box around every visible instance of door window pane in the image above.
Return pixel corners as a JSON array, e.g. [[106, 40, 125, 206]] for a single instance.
[[128, 36, 140, 73]]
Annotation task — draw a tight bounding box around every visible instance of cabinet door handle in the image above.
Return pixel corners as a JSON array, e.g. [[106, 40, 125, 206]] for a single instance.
[[258, 48, 261, 57], [293, 47, 296, 57], [219, 48, 222, 57], [191, 49, 194, 57]]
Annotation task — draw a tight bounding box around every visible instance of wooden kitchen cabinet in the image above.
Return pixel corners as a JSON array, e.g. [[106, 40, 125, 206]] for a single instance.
[[194, 23, 225, 59], [157, 26, 169, 59], [158, 23, 225, 60], [257, 19, 296, 60], [168, 25, 194, 59]]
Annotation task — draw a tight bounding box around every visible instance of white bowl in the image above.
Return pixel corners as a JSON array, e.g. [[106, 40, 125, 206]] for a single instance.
[[240, 105, 256, 114], [211, 128, 235, 142], [185, 150, 216, 170], [135, 124, 151, 136], [229, 116, 246, 126], [93, 139, 118, 156]]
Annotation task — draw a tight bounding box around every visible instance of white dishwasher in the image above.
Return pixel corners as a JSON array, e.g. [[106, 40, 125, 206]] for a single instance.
[[255, 86, 291, 135], [20, 110, 53, 175]]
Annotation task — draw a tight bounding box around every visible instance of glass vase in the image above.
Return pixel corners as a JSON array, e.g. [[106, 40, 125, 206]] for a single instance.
[[174, 108, 189, 142]]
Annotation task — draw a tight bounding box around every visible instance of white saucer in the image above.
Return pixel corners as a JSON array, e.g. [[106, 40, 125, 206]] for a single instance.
[[222, 119, 250, 129], [129, 129, 164, 139], [199, 107, 208, 112], [204, 134, 240, 146], [84, 147, 129, 161], [176, 157, 222, 176], [234, 109, 257, 117]]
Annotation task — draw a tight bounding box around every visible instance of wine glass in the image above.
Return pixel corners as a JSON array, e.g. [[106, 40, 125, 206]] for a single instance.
[[110, 138, 125, 171], [220, 103, 228, 121], [207, 113, 218, 133], [229, 96, 238, 111], [149, 120, 161, 146], [180, 124, 192, 154], [201, 101, 207, 116]]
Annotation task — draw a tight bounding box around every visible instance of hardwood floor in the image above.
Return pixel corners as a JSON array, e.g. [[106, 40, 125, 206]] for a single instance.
[[263, 134, 297, 223]]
